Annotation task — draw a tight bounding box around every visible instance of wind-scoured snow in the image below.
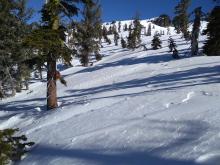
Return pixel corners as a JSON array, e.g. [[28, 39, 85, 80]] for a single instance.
[[0, 20, 220, 165]]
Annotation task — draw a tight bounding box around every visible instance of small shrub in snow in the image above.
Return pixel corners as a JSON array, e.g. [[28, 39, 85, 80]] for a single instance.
[[0, 128, 34, 165], [168, 37, 177, 52], [151, 34, 162, 50]]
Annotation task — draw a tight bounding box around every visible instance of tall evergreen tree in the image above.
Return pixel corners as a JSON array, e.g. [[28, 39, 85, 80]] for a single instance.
[[0, 0, 33, 97], [174, 0, 191, 39], [146, 23, 152, 36], [26, 0, 93, 110], [121, 37, 127, 48], [77, 0, 102, 66], [151, 34, 162, 50], [102, 26, 111, 44], [118, 21, 121, 32], [113, 30, 120, 46], [153, 14, 171, 27], [172, 16, 181, 34], [191, 7, 202, 56], [124, 23, 128, 31], [127, 14, 142, 49], [203, 6, 220, 56]]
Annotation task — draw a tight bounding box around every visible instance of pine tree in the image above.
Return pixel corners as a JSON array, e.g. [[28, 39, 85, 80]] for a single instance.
[[0, 0, 33, 97], [168, 37, 177, 52], [118, 21, 121, 32], [0, 128, 34, 164], [127, 14, 142, 49], [133, 15, 142, 44], [127, 30, 135, 49], [0, 0, 19, 97], [203, 6, 220, 56], [14, 0, 34, 92], [146, 23, 152, 36], [153, 14, 171, 27], [108, 26, 113, 35], [174, 0, 191, 39], [151, 34, 162, 50], [172, 48, 180, 59], [172, 16, 181, 33], [113, 31, 120, 46], [77, 0, 102, 66], [128, 23, 132, 31], [121, 37, 127, 48], [112, 24, 117, 34], [102, 25, 111, 44], [191, 7, 202, 56], [26, 0, 93, 110], [124, 23, 128, 31]]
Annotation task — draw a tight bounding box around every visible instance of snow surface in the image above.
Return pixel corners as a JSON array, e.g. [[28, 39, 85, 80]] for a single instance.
[[1, 20, 220, 165]]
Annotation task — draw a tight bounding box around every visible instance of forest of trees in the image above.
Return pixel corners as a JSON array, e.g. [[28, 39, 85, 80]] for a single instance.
[[0, 0, 220, 164], [0, 0, 219, 109]]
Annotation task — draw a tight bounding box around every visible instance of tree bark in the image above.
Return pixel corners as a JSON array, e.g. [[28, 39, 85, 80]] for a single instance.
[[46, 0, 59, 110], [191, 7, 201, 56], [47, 53, 58, 110]]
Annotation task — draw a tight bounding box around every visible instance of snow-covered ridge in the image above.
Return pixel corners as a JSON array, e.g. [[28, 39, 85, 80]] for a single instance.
[[103, 19, 207, 39]]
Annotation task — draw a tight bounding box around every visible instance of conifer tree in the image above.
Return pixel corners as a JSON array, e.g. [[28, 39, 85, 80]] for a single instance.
[[112, 24, 117, 34], [172, 16, 181, 34], [174, 0, 191, 39], [133, 15, 142, 44], [26, 0, 93, 110], [121, 37, 127, 48], [203, 6, 220, 56], [146, 23, 152, 36], [77, 0, 102, 66], [118, 21, 121, 32], [102, 26, 108, 36], [127, 30, 135, 49], [151, 34, 162, 50], [172, 48, 180, 59], [128, 23, 132, 31], [108, 26, 113, 35], [102, 25, 111, 44], [113, 31, 120, 46], [0, 128, 34, 164], [127, 14, 142, 49], [168, 37, 177, 52], [191, 7, 202, 56], [0, 0, 33, 97], [153, 14, 171, 27], [124, 23, 128, 31]]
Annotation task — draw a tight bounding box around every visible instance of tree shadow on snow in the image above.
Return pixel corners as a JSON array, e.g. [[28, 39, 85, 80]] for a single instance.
[[1, 64, 219, 115], [60, 65, 220, 104], [27, 119, 209, 165], [0, 97, 49, 119], [29, 147, 198, 165], [73, 53, 173, 75]]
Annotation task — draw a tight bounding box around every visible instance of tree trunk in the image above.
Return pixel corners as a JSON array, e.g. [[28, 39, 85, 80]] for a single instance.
[[46, 0, 59, 110], [38, 65, 43, 80], [191, 32, 199, 56], [0, 81, 4, 99], [191, 7, 201, 56], [47, 53, 58, 110]]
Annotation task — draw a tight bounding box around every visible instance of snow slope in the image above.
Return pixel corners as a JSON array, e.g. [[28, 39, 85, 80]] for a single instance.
[[1, 21, 220, 165]]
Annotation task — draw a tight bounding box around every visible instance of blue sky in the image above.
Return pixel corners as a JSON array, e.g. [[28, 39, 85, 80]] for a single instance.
[[28, 0, 215, 23]]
